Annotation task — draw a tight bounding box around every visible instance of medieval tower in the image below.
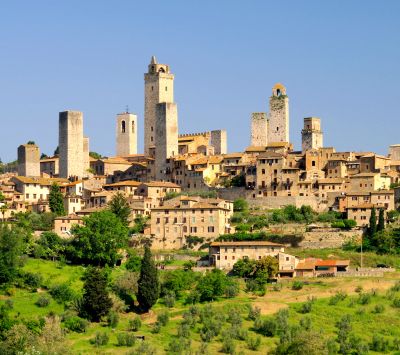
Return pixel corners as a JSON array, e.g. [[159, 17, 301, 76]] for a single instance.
[[144, 56, 175, 156], [268, 83, 289, 143], [250, 112, 268, 146], [59, 111, 84, 179], [116, 112, 138, 156], [17, 143, 40, 177], [302, 117, 323, 152], [210, 130, 227, 155]]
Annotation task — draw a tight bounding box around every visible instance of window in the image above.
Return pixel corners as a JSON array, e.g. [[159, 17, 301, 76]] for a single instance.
[[132, 121, 135, 133], [121, 120, 126, 133], [312, 161, 316, 167], [208, 226, 215, 233]]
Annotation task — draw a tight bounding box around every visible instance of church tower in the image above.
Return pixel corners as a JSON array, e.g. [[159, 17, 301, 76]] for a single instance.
[[116, 112, 138, 156], [144, 56, 175, 156], [268, 83, 289, 143]]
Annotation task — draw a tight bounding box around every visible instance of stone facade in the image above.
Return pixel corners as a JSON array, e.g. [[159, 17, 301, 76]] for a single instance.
[[210, 129, 227, 154], [59, 111, 84, 179], [302, 117, 323, 152], [268, 83, 289, 143], [17, 143, 40, 177], [389, 144, 400, 161], [83, 136, 90, 175], [116, 112, 138, 156], [155, 103, 178, 181], [144, 56, 174, 156], [250, 112, 268, 146]]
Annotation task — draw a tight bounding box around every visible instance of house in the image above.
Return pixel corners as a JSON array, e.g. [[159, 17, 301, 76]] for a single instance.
[[54, 214, 84, 238]]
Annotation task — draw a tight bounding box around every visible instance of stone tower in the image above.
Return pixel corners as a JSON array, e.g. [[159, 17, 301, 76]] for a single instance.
[[389, 144, 400, 160], [17, 143, 40, 177], [250, 112, 268, 146], [83, 136, 90, 175], [116, 112, 138, 156], [155, 103, 178, 181], [210, 130, 227, 155], [268, 83, 289, 143], [59, 111, 84, 179], [144, 56, 175, 156], [302, 117, 323, 152]]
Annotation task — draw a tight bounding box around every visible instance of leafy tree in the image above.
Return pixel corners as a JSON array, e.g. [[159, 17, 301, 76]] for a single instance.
[[54, 146, 59, 156], [49, 183, 65, 216], [368, 207, 377, 238], [0, 192, 4, 203], [130, 215, 149, 234], [377, 209, 385, 232], [27, 141, 36, 145], [37, 231, 65, 260], [40, 153, 49, 159], [137, 246, 159, 312], [108, 192, 131, 226], [232, 258, 256, 278], [254, 256, 279, 281], [80, 267, 112, 322], [233, 198, 248, 212], [231, 174, 246, 187], [89, 151, 102, 159], [69, 210, 129, 266], [195, 269, 229, 302]]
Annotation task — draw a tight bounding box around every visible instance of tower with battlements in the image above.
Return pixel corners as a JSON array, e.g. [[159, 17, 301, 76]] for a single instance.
[[17, 143, 40, 177], [268, 83, 289, 143], [116, 112, 138, 156], [302, 117, 323, 152], [144, 56, 175, 156], [59, 111, 84, 179]]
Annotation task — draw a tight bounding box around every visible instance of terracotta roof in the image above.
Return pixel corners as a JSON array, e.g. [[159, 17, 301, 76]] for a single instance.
[[267, 142, 289, 148], [295, 261, 316, 270], [143, 181, 181, 188], [223, 153, 244, 159], [257, 151, 284, 159], [315, 260, 350, 267], [245, 146, 267, 152], [103, 180, 141, 187], [210, 241, 283, 247], [318, 178, 345, 184], [55, 214, 83, 221], [351, 173, 379, 178], [64, 180, 83, 187], [13, 176, 69, 186], [100, 158, 131, 164]]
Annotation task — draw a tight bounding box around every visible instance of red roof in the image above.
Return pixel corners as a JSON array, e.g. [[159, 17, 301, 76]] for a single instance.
[[315, 259, 350, 267]]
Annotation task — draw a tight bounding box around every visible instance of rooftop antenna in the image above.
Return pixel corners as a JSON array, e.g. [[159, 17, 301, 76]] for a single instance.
[[125, 105, 129, 113]]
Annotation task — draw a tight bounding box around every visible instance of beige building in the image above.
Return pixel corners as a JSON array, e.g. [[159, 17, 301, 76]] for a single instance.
[[149, 196, 234, 249], [346, 203, 387, 227], [40, 157, 59, 177], [54, 214, 83, 238]]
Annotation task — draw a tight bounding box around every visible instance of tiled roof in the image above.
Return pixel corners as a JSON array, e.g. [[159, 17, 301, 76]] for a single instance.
[[210, 241, 284, 247]]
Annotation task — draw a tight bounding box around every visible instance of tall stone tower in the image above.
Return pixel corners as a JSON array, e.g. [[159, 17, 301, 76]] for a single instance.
[[155, 103, 178, 181], [210, 130, 227, 154], [116, 112, 138, 156], [268, 83, 289, 143], [389, 144, 400, 161], [302, 117, 323, 152], [59, 111, 84, 179], [144, 56, 174, 156], [83, 136, 90, 175], [17, 143, 40, 177], [250, 112, 268, 146]]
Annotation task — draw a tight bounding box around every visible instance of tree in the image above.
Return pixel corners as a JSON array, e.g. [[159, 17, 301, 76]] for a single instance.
[[49, 183, 65, 216], [54, 146, 59, 156], [254, 256, 279, 281], [108, 192, 131, 226], [89, 151, 102, 159], [80, 267, 112, 322], [137, 245, 159, 312], [368, 207, 377, 238], [233, 198, 248, 212], [37, 231, 65, 260], [70, 210, 129, 266], [40, 153, 49, 159], [377, 209, 385, 232], [27, 141, 36, 145], [0, 204, 7, 223]]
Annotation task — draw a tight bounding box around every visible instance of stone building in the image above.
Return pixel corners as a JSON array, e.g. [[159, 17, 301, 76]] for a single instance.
[[83, 136, 90, 175], [268, 83, 289, 143], [250, 113, 268, 147], [116, 112, 138, 156], [210, 129, 227, 155], [389, 144, 400, 161], [301, 117, 323, 152], [17, 143, 40, 177], [40, 157, 59, 177], [59, 111, 84, 179], [144, 56, 175, 156]]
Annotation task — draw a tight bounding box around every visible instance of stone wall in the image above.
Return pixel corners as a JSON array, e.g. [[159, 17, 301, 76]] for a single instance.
[[210, 129, 227, 154], [250, 112, 268, 146], [268, 95, 289, 143], [17, 144, 40, 177], [299, 228, 362, 249]]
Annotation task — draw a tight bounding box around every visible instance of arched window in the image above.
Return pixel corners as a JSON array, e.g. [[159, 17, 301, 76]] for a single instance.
[[121, 120, 126, 133], [276, 89, 281, 96], [132, 121, 135, 133], [158, 67, 165, 73]]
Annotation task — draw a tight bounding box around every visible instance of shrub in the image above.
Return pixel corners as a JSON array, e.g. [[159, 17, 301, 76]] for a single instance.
[[4, 299, 13, 310], [299, 316, 312, 331], [152, 322, 161, 334], [107, 311, 119, 328], [332, 221, 346, 229], [117, 332, 136, 347], [91, 331, 109, 347], [391, 281, 400, 292], [22, 272, 43, 290], [370, 334, 389, 352], [372, 304, 385, 314], [329, 291, 347, 305], [157, 311, 169, 326], [63, 316, 88, 333], [292, 281, 303, 290], [358, 293, 371, 305], [247, 335, 261, 350], [343, 219, 357, 229], [129, 316, 142, 331], [227, 308, 242, 326], [300, 299, 313, 314], [167, 337, 191, 353], [178, 322, 191, 338], [247, 305, 261, 320], [221, 336, 236, 354], [163, 290, 176, 308], [254, 318, 276, 337], [355, 285, 363, 293], [224, 281, 240, 298], [392, 297, 400, 308], [35, 295, 50, 308], [49, 283, 75, 304]]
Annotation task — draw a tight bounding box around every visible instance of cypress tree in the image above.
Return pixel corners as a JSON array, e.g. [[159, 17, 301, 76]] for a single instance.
[[369, 206, 377, 237], [80, 267, 112, 322], [377, 208, 385, 232], [137, 245, 159, 312], [49, 183, 66, 216]]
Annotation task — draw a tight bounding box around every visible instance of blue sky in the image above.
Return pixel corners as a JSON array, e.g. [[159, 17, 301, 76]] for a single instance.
[[1, 1, 399, 162]]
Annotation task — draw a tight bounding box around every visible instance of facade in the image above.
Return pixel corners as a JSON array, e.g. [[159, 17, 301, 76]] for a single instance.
[[54, 214, 83, 238], [17, 143, 40, 177], [210, 130, 227, 155], [59, 111, 84, 179], [302, 117, 323, 152], [116, 112, 138, 156], [250, 113, 268, 147], [268, 83, 289, 143], [144, 56, 175, 156], [40, 157, 59, 177]]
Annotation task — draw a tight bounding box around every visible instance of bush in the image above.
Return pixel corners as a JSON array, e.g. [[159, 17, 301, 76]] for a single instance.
[[22, 272, 43, 290], [332, 221, 346, 229], [372, 304, 385, 314], [233, 199, 248, 212], [300, 299, 313, 314], [247, 305, 261, 320], [329, 291, 347, 305], [35, 295, 50, 308], [152, 322, 161, 334], [370, 334, 389, 352], [157, 311, 169, 326], [117, 332, 136, 347], [247, 335, 261, 350], [129, 316, 142, 331], [63, 316, 88, 333], [49, 283, 75, 304], [225, 281, 240, 298], [299, 316, 312, 331], [343, 219, 357, 229], [107, 311, 119, 328], [254, 318, 276, 337], [4, 299, 13, 310], [163, 290, 176, 308], [91, 331, 109, 347], [358, 293, 372, 305], [125, 252, 142, 272], [392, 297, 400, 308], [167, 337, 191, 353], [292, 281, 304, 290], [178, 322, 191, 338], [221, 336, 236, 354]]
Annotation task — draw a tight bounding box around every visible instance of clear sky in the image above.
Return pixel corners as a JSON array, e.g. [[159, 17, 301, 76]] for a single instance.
[[1, 1, 399, 162]]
